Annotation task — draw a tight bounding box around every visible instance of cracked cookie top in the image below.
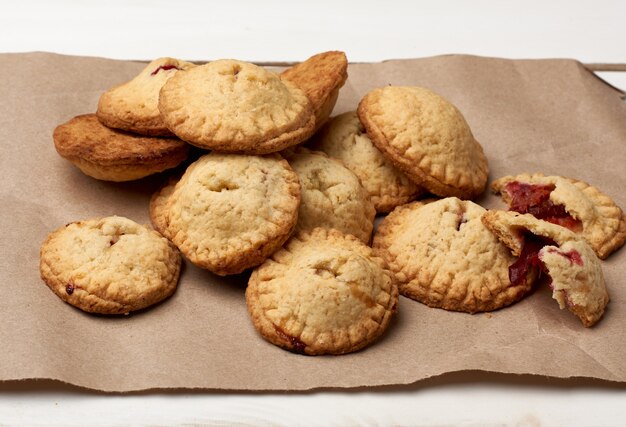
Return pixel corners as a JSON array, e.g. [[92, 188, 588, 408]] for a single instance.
[[158, 59, 315, 154], [246, 227, 398, 355], [310, 111, 424, 213], [164, 153, 300, 275], [39, 216, 181, 314], [284, 148, 375, 243], [373, 198, 526, 313], [357, 86, 488, 199], [97, 57, 196, 136]]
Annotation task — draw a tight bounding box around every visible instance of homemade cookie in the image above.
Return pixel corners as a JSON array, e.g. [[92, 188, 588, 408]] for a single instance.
[[164, 153, 300, 275], [492, 173, 626, 259], [97, 57, 196, 136], [246, 228, 398, 355], [284, 148, 375, 243], [358, 86, 488, 199], [310, 111, 424, 213], [373, 198, 527, 313], [482, 210, 609, 327], [40, 216, 181, 314], [280, 51, 348, 131], [53, 114, 189, 181], [159, 59, 315, 154]]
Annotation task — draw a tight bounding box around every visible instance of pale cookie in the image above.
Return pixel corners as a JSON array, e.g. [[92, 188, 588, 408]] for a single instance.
[[358, 86, 488, 199], [40, 216, 181, 314], [283, 148, 375, 243], [164, 153, 300, 275], [482, 210, 609, 327], [280, 51, 348, 131], [97, 57, 196, 136], [492, 173, 626, 259], [246, 228, 398, 355], [373, 198, 527, 313], [53, 114, 189, 181], [159, 59, 315, 154], [310, 111, 424, 213]]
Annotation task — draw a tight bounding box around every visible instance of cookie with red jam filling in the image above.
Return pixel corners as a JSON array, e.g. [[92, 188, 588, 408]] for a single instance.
[[492, 173, 626, 259], [482, 210, 609, 327]]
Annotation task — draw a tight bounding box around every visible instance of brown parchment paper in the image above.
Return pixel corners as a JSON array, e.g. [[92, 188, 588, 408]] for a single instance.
[[0, 52, 624, 392]]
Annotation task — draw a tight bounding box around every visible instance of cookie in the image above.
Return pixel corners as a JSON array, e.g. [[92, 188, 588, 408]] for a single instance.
[[39, 216, 181, 314], [246, 228, 398, 355], [164, 153, 300, 275], [53, 114, 189, 181], [482, 210, 609, 327], [97, 57, 196, 136], [284, 148, 375, 243], [373, 198, 527, 313], [492, 173, 626, 259], [158, 59, 315, 154], [358, 86, 488, 199], [280, 51, 348, 131], [310, 111, 424, 213]]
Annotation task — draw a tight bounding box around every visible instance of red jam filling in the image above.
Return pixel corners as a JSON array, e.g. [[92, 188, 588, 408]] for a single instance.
[[274, 325, 306, 354], [509, 232, 555, 287], [150, 65, 180, 75], [505, 182, 583, 232], [545, 247, 584, 266]]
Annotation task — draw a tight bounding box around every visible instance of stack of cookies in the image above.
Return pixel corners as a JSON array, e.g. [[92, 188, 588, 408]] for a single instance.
[[42, 51, 626, 357], [54, 58, 196, 181]]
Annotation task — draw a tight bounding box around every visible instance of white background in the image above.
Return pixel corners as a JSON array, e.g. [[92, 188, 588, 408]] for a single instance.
[[2, 1, 625, 425]]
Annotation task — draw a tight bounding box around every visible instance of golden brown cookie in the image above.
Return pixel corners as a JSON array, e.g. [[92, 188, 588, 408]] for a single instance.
[[492, 173, 626, 259], [482, 210, 609, 327], [164, 153, 300, 275], [373, 198, 528, 313], [246, 228, 398, 355], [40, 216, 181, 314], [310, 111, 424, 213], [158, 59, 315, 154], [53, 114, 189, 181], [284, 148, 375, 243], [97, 57, 196, 136], [358, 86, 488, 199], [280, 51, 348, 131]]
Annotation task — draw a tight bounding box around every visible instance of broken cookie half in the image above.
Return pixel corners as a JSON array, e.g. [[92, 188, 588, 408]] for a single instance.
[[482, 210, 609, 327], [492, 173, 626, 259]]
